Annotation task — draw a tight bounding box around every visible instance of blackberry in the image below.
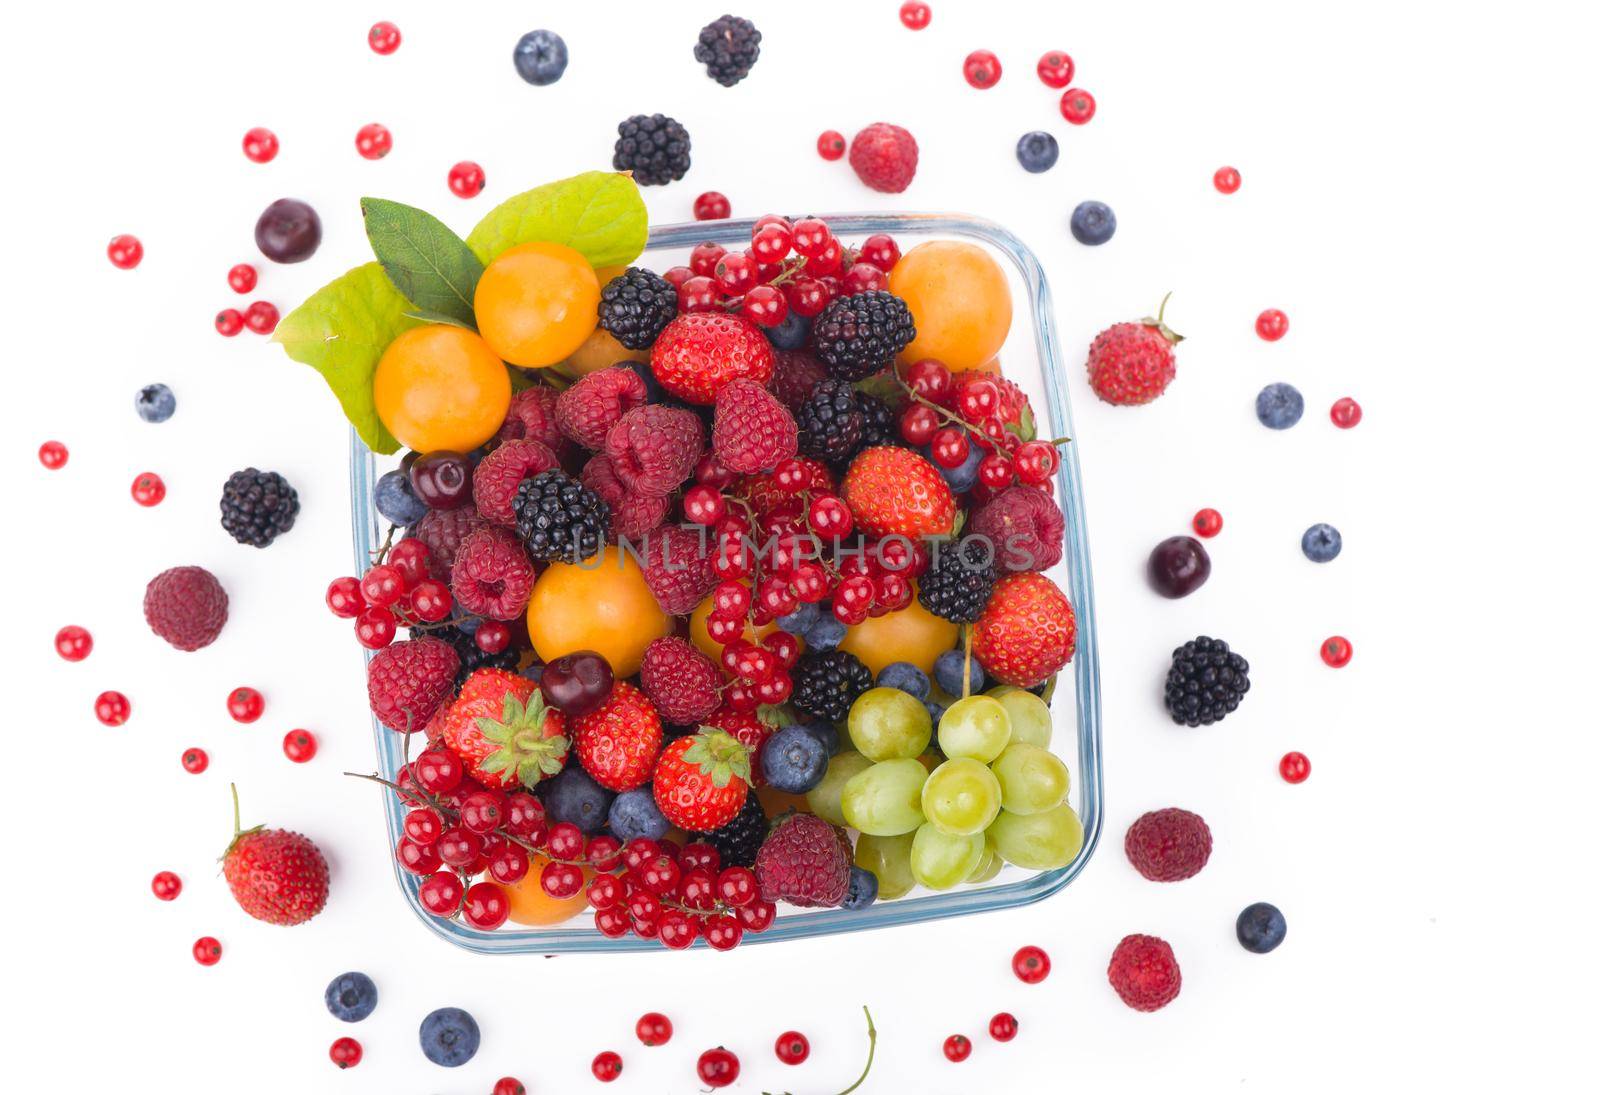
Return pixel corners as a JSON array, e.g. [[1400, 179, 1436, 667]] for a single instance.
[[598, 267, 678, 349], [427, 624, 517, 689], [613, 114, 691, 186], [857, 393, 903, 449], [512, 470, 611, 563], [797, 378, 864, 465], [693, 15, 762, 87], [791, 650, 873, 723], [811, 291, 916, 381], [692, 792, 768, 868], [219, 468, 300, 547], [1163, 636, 1251, 727], [918, 537, 997, 623]]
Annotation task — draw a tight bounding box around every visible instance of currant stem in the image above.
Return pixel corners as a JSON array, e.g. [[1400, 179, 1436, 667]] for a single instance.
[[1156, 290, 1174, 325], [229, 782, 242, 837]]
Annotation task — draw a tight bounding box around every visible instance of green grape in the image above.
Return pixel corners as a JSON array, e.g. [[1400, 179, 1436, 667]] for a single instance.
[[841, 758, 928, 835], [937, 695, 1012, 762], [988, 802, 1084, 871], [989, 686, 1053, 748], [909, 823, 986, 890], [920, 757, 1002, 836], [966, 838, 1003, 884], [806, 751, 874, 827], [848, 687, 933, 761], [989, 743, 1070, 815], [855, 831, 917, 900]]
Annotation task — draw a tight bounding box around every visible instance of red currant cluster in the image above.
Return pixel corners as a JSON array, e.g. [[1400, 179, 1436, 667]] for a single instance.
[[215, 261, 278, 337], [587, 837, 773, 951], [662, 215, 901, 330], [324, 536, 490, 652], [898, 360, 1063, 497]]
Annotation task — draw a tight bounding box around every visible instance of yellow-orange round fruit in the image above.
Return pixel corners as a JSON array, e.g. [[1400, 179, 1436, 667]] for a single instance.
[[527, 546, 671, 677], [503, 856, 593, 925], [756, 786, 812, 817], [373, 324, 512, 453], [889, 240, 1013, 371], [837, 595, 960, 677], [688, 588, 784, 660], [474, 241, 601, 368], [565, 326, 648, 376]]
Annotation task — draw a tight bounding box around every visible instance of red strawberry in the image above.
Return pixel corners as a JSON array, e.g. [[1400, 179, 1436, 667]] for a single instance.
[[652, 729, 751, 831], [438, 669, 569, 790], [840, 446, 956, 538], [220, 784, 329, 926], [651, 312, 775, 405], [572, 681, 663, 792], [1086, 295, 1183, 406], [970, 573, 1077, 687], [753, 812, 851, 907], [704, 705, 780, 787]]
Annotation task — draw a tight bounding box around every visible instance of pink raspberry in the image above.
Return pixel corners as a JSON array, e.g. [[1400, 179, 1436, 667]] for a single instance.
[[1107, 934, 1182, 1012], [143, 566, 229, 651], [639, 636, 722, 724], [497, 385, 567, 454], [450, 526, 537, 621], [604, 405, 704, 496], [969, 486, 1066, 573], [713, 378, 799, 474], [366, 636, 460, 732], [414, 506, 487, 580], [768, 349, 827, 412], [848, 122, 919, 193], [472, 438, 560, 526], [580, 454, 671, 539], [640, 525, 717, 615], [556, 366, 649, 450], [1124, 808, 1212, 882], [754, 813, 851, 907]]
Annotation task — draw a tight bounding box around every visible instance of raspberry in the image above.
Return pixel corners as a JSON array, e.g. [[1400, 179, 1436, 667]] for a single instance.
[[640, 637, 721, 724], [580, 454, 670, 539], [366, 636, 460, 732], [848, 122, 919, 193], [144, 566, 229, 651], [451, 526, 538, 621], [472, 439, 560, 526], [651, 312, 775, 405], [968, 486, 1066, 573], [713, 379, 798, 474], [640, 525, 717, 615], [768, 349, 826, 412], [1107, 934, 1182, 1012], [556, 366, 649, 450], [1124, 808, 1212, 882], [604, 405, 704, 495], [753, 813, 850, 907], [414, 506, 487, 579], [497, 386, 567, 453]]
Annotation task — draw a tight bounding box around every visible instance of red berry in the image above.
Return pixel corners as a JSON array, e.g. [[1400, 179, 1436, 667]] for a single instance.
[[751, 224, 793, 264], [547, 821, 585, 860], [474, 620, 511, 654], [791, 218, 833, 258], [1330, 396, 1362, 428], [192, 936, 222, 965], [355, 123, 392, 160], [38, 440, 69, 469], [540, 860, 583, 898], [181, 747, 209, 774], [905, 358, 952, 403], [151, 871, 182, 901], [697, 1047, 741, 1087], [330, 1037, 363, 1069], [354, 606, 397, 649], [227, 686, 264, 723], [694, 191, 732, 220], [241, 127, 278, 163], [1059, 88, 1097, 125], [858, 234, 900, 272], [409, 578, 451, 621], [736, 898, 775, 932], [1279, 751, 1311, 784], [805, 236, 843, 275], [228, 263, 258, 293], [663, 265, 694, 290], [107, 234, 143, 269], [775, 1031, 809, 1064], [899, 1, 931, 30], [493, 1078, 525, 1095], [1012, 944, 1051, 983], [592, 1051, 623, 1082], [360, 564, 405, 606], [399, 838, 443, 876], [448, 160, 486, 198], [368, 21, 401, 54], [714, 252, 757, 295], [978, 453, 1015, 490], [403, 808, 442, 845], [957, 377, 1001, 420], [678, 275, 722, 313], [963, 49, 1002, 89], [988, 1012, 1018, 1042], [899, 404, 938, 445], [95, 690, 130, 726], [842, 262, 887, 294], [703, 914, 744, 950], [244, 300, 279, 334], [943, 1034, 972, 1062], [636, 1012, 673, 1046], [1255, 308, 1289, 341], [786, 278, 829, 318], [130, 472, 166, 507], [690, 242, 726, 277], [215, 308, 244, 336], [1214, 166, 1242, 194], [930, 428, 970, 469], [809, 494, 853, 538], [418, 871, 464, 916], [54, 625, 93, 662], [817, 130, 846, 160], [282, 729, 317, 763], [1037, 50, 1075, 87], [1192, 508, 1223, 538], [1320, 635, 1352, 668], [742, 284, 788, 327], [462, 881, 509, 929]]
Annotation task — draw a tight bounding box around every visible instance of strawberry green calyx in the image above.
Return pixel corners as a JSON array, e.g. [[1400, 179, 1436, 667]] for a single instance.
[[476, 690, 569, 788], [683, 728, 753, 788], [221, 782, 266, 860], [1140, 291, 1185, 344]]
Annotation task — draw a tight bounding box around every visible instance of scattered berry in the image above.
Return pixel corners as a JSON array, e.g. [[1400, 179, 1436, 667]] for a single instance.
[[55, 625, 93, 662], [215, 308, 244, 336], [693, 191, 731, 220], [227, 264, 258, 293], [848, 122, 919, 193], [989, 1012, 1018, 1041], [1320, 635, 1352, 668], [613, 113, 691, 186], [1237, 902, 1288, 953], [636, 1012, 673, 1046], [899, 1, 931, 30], [1085, 295, 1182, 405], [1016, 131, 1059, 173], [1059, 88, 1096, 125], [1164, 636, 1250, 726], [1070, 200, 1116, 245], [219, 468, 299, 547], [135, 383, 176, 424], [696, 1047, 740, 1087], [1330, 396, 1363, 428], [221, 785, 329, 925], [241, 127, 278, 163], [1255, 382, 1304, 429], [1107, 934, 1181, 1011], [283, 729, 317, 763], [151, 871, 182, 901], [107, 234, 143, 269], [131, 472, 166, 507], [38, 440, 68, 469], [192, 936, 222, 965], [963, 49, 1002, 89], [448, 160, 485, 198], [943, 1034, 972, 1062], [512, 29, 568, 85], [355, 122, 392, 160], [330, 1038, 362, 1069], [368, 21, 401, 55], [255, 198, 322, 264], [182, 747, 209, 773], [244, 300, 279, 334], [591, 1051, 623, 1082], [1125, 807, 1213, 882], [1013, 944, 1051, 983], [95, 690, 130, 726], [817, 130, 845, 160], [1037, 50, 1074, 87], [775, 1031, 810, 1064], [419, 1007, 481, 1068], [494, 1079, 527, 1095], [325, 972, 378, 1022], [1148, 535, 1211, 599], [227, 686, 265, 723], [1192, 508, 1223, 538], [1279, 751, 1311, 783], [1301, 522, 1342, 563], [695, 15, 762, 86], [1255, 308, 1289, 341], [1214, 166, 1242, 194]]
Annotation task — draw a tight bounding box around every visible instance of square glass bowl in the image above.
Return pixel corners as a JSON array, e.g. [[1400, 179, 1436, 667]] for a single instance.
[[348, 213, 1103, 953]]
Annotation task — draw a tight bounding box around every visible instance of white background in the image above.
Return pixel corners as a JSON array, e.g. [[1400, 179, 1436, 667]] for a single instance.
[[4, 1, 1596, 1091]]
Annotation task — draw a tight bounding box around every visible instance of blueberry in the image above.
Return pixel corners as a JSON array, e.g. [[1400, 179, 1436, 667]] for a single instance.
[[519, 662, 545, 685], [1015, 131, 1059, 174], [1255, 382, 1304, 430], [419, 1006, 480, 1067], [374, 469, 427, 526], [804, 614, 847, 653], [923, 699, 947, 726], [324, 971, 377, 1023], [796, 721, 840, 756], [1301, 523, 1342, 563], [512, 29, 568, 86], [841, 865, 878, 910], [933, 649, 985, 697], [541, 767, 614, 833], [778, 602, 820, 636], [608, 788, 669, 842], [877, 661, 930, 700], [761, 725, 830, 794], [1235, 902, 1287, 954], [452, 607, 482, 637], [1069, 200, 1116, 246], [134, 383, 176, 424], [927, 434, 982, 494], [766, 310, 812, 351]]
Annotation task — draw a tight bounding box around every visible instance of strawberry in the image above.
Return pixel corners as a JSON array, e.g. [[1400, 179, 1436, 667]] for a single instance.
[[652, 729, 752, 832], [1086, 294, 1183, 406], [572, 681, 663, 792], [650, 312, 775, 405], [220, 784, 329, 926], [704, 704, 781, 787], [840, 446, 956, 539], [438, 668, 569, 791], [970, 572, 1077, 687], [753, 812, 851, 907]]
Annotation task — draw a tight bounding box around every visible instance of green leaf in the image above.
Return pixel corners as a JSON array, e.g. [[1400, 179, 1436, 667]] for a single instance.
[[271, 262, 416, 454], [403, 308, 475, 331], [466, 171, 647, 268], [852, 370, 908, 411], [361, 197, 484, 328], [1015, 402, 1037, 442]]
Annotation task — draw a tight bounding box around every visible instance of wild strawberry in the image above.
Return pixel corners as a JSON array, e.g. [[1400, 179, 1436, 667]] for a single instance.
[[971, 573, 1077, 687], [840, 447, 956, 538], [220, 785, 329, 926], [572, 681, 664, 792], [1085, 294, 1183, 406], [438, 669, 569, 790], [704, 705, 779, 786], [753, 813, 851, 907], [652, 729, 751, 832], [650, 312, 775, 405]]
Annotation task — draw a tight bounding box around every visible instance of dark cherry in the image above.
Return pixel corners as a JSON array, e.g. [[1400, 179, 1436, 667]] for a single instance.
[[540, 651, 614, 716], [408, 451, 472, 509], [1147, 535, 1212, 598], [254, 198, 322, 264]]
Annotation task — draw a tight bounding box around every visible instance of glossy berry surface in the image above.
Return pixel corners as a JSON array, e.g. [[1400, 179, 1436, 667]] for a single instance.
[[368, 21, 401, 54], [1320, 635, 1353, 668], [1059, 88, 1096, 125], [215, 309, 244, 336], [1016, 131, 1059, 173], [899, 1, 931, 29], [1279, 751, 1311, 784], [244, 300, 279, 334], [1214, 166, 1242, 194], [131, 472, 165, 507], [592, 1051, 623, 1082], [775, 1031, 809, 1064], [107, 234, 143, 269], [181, 747, 209, 774], [1148, 535, 1211, 598], [693, 191, 731, 220], [282, 729, 317, 763], [151, 871, 182, 901], [989, 1012, 1018, 1042], [228, 263, 257, 293], [55, 625, 93, 661], [1330, 396, 1363, 428], [696, 1047, 740, 1087], [963, 50, 1002, 89], [1192, 508, 1223, 538], [448, 160, 485, 198], [1070, 200, 1116, 245], [192, 937, 222, 965], [943, 1034, 972, 1062], [1237, 901, 1288, 953], [1255, 308, 1289, 341], [636, 1012, 673, 1046], [329, 1037, 362, 1069], [493, 1080, 526, 1095], [227, 687, 264, 723], [355, 123, 392, 160], [1037, 50, 1075, 87], [817, 130, 846, 160], [95, 690, 131, 726], [540, 651, 614, 715], [242, 127, 278, 163], [38, 440, 68, 469], [1013, 944, 1051, 983]]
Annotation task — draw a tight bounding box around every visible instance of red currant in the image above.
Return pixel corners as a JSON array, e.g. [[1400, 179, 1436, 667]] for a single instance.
[[540, 860, 584, 898], [586, 833, 623, 871], [368, 21, 401, 54], [775, 1031, 810, 1064], [227, 263, 258, 293], [474, 620, 511, 654], [694, 191, 731, 220], [418, 871, 465, 916], [989, 1012, 1018, 1042], [401, 808, 440, 846], [809, 494, 854, 538], [95, 690, 130, 726], [488, 841, 531, 884], [751, 224, 793, 264], [899, 1, 931, 30], [805, 236, 844, 276], [893, 404, 935, 446], [874, 572, 912, 613], [54, 625, 92, 662], [1255, 308, 1289, 341], [215, 308, 244, 336], [192, 937, 222, 966], [978, 453, 1015, 490], [713, 252, 757, 295], [943, 1034, 972, 1062], [859, 233, 901, 271], [754, 670, 793, 705], [547, 820, 585, 860], [1320, 635, 1352, 668], [1015, 440, 1059, 485], [585, 874, 622, 910], [963, 49, 1002, 89], [403, 842, 448, 880], [905, 358, 952, 404], [432, 827, 477, 870], [107, 234, 143, 269], [1013, 944, 1051, 983], [1279, 751, 1311, 784], [791, 218, 833, 258], [414, 749, 463, 794], [227, 686, 264, 723], [151, 871, 182, 901], [663, 265, 694, 290], [752, 214, 793, 234], [282, 728, 317, 763], [1060, 88, 1097, 125], [1037, 50, 1075, 87], [244, 300, 279, 334], [355, 123, 392, 160], [842, 262, 888, 294], [353, 607, 394, 649], [957, 377, 1000, 420], [703, 915, 744, 950], [1214, 166, 1242, 194], [181, 747, 208, 774], [330, 1037, 363, 1069], [930, 428, 970, 468], [461, 881, 509, 929], [697, 1047, 741, 1087], [786, 278, 829, 318], [38, 440, 68, 469], [592, 1051, 623, 1082], [690, 242, 726, 276], [817, 130, 846, 160], [448, 160, 486, 198], [654, 909, 694, 949], [742, 284, 788, 327], [406, 578, 448, 621], [493, 1078, 526, 1095], [636, 1012, 673, 1046], [1330, 396, 1362, 428], [736, 899, 776, 932], [130, 472, 166, 507], [460, 789, 507, 834], [678, 275, 722, 312], [241, 127, 278, 163]]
